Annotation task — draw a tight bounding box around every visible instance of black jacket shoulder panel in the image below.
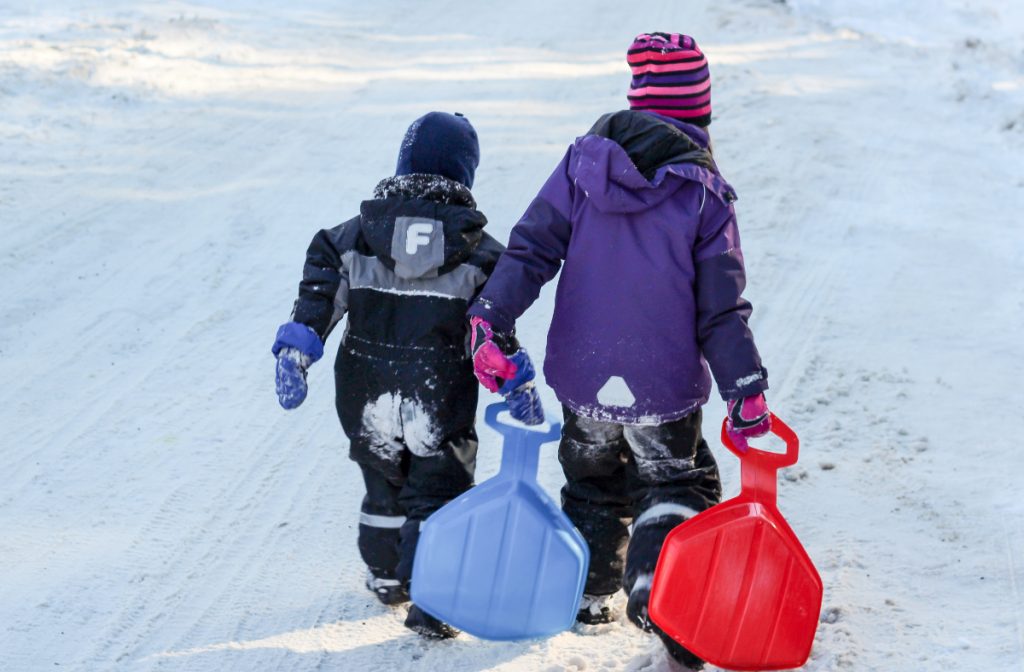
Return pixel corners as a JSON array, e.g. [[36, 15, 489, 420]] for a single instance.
[[467, 231, 505, 276], [292, 215, 361, 338]]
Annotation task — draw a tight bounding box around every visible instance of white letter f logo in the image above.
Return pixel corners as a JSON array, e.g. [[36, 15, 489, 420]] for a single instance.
[[405, 223, 433, 255]]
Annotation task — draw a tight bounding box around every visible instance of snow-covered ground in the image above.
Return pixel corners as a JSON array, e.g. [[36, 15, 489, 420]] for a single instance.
[[1, 1, 1022, 670]]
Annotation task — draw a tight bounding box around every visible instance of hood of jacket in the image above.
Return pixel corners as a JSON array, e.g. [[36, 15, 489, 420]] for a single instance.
[[570, 110, 736, 214], [359, 174, 488, 279]]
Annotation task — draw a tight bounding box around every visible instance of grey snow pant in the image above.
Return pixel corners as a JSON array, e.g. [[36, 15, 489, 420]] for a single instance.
[[558, 405, 722, 602]]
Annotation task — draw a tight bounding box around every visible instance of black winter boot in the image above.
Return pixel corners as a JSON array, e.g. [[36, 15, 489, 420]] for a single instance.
[[366, 574, 410, 606], [626, 580, 653, 630], [404, 604, 460, 639], [655, 627, 705, 670], [626, 581, 704, 670], [576, 593, 616, 625]]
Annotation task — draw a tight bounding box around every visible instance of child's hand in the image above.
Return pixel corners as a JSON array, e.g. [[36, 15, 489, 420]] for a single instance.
[[271, 321, 324, 410], [470, 318, 545, 424], [470, 317, 518, 393], [726, 393, 771, 439], [501, 350, 544, 426], [276, 348, 312, 410]]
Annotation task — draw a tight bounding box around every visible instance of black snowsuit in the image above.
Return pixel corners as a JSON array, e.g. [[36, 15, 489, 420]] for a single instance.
[[290, 174, 504, 586]]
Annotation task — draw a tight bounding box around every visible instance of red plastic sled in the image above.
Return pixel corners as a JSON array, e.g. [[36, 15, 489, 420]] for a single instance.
[[648, 414, 822, 671]]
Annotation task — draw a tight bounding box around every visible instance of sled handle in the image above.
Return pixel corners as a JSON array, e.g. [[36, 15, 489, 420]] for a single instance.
[[484, 402, 562, 446], [720, 413, 799, 469]]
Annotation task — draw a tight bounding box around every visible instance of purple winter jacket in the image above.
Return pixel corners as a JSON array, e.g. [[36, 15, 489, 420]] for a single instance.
[[468, 111, 767, 425]]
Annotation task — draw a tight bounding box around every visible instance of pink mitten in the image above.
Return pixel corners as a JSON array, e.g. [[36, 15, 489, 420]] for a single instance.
[[726, 393, 771, 439], [470, 317, 518, 393]]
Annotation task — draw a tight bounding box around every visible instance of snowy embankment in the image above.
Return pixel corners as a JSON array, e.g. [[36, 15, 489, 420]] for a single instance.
[[1, 1, 1022, 671]]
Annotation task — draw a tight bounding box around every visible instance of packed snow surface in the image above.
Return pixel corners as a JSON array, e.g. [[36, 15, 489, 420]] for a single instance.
[[1, 1, 1022, 671]]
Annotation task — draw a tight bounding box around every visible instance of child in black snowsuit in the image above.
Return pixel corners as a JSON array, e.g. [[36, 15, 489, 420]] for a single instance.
[[271, 112, 505, 638]]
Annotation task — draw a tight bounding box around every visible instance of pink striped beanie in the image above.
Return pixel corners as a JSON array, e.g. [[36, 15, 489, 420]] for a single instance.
[[627, 32, 712, 126]]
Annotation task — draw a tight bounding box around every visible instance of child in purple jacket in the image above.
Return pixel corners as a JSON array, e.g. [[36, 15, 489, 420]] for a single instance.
[[468, 33, 772, 669]]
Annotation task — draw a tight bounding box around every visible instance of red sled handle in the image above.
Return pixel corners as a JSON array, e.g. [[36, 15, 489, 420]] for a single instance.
[[720, 413, 799, 469]]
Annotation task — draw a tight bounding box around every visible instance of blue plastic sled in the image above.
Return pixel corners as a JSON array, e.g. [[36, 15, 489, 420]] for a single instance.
[[410, 402, 590, 640]]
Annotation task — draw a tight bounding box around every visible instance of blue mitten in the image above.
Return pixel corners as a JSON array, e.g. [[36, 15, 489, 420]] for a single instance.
[[498, 350, 544, 425], [275, 348, 312, 409], [271, 322, 324, 410]]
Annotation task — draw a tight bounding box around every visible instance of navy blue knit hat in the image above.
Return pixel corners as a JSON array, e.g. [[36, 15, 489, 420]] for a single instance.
[[396, 112, 480, 189]]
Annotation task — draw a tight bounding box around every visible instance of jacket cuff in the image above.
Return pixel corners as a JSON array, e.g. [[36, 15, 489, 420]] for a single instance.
[[718, 368, 769, 401], [272, 321, 324, 363], [467, 298, 515, 333]]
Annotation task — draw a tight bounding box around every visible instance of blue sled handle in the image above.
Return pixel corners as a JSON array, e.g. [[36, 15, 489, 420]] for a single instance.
[[484, 402, 562, 448]]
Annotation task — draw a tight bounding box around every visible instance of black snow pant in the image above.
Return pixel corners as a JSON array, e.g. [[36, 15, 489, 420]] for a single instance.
[[335, 347, 478, 588], [352, 433, 476, 586], [558, 405, 722, 602]]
